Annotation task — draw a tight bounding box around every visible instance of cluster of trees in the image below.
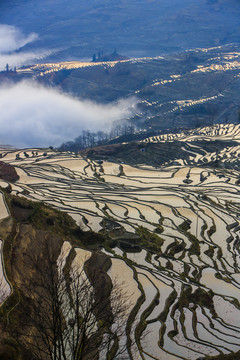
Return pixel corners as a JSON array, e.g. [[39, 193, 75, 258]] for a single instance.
[[91, 49, 122, 63], [58, 124, 136, 152], [92, 51, 104, 62], [5, 64, 16, 72]]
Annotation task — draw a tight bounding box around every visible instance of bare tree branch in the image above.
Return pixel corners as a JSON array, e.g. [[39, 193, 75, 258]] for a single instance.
[[17, 240, 131, 360]]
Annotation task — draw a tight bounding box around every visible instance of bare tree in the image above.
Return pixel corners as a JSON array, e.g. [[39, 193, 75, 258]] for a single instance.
[[58, 124, 137, 152], [18, 241, 130, 360]]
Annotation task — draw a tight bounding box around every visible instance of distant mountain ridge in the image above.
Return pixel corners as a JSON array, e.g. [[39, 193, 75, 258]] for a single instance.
[[1, 0, 240, 62]]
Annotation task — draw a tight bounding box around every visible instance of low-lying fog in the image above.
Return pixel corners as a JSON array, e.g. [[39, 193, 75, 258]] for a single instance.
[[0, 80, 137, 148]]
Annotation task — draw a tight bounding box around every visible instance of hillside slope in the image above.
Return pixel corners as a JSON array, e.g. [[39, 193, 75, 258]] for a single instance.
[[1, 125, 240, 358], [17, 45, 240, 132]]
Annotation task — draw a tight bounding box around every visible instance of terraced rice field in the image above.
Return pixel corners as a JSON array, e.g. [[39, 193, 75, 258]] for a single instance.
[[1, 125, 240, 358], [0, 191, 11, 305], [144, 123, 240, 144]]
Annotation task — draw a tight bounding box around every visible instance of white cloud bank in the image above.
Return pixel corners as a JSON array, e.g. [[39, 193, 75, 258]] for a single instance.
[[0, 81, 137, 148], [0, 24, 38, 54], [0, 24, 50, 70]]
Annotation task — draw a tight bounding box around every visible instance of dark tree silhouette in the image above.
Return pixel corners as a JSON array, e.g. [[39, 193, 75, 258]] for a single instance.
[[18, 240, 130, 360], [58, 124, 137, 152]]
